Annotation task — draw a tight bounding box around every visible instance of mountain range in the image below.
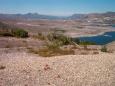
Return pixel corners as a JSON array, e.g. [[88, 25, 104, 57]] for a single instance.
[[0, 12, 115, 20]]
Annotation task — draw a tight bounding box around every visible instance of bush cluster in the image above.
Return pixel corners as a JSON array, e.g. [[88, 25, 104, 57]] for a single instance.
[[47, 32, 72, 46], [101, 46, 107, 52], [0, 22, 28, 38], [29, 32, 74, 57], [12, 29, 28, 38]]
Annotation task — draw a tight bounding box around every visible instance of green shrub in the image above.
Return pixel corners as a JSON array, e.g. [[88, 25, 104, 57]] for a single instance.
[[28, 32, 75, 57], [72, 38, 80, 44], [101, 46, 107, 52], [12, 29, 28, 38], [0, 22, 28, 38], [72, 38, 96, 45], [47, 32, 72, 46], [79, 41, 96, 45], [46, 42, 60, 50]]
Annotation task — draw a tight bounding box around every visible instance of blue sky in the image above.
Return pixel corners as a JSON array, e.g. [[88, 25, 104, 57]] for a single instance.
[[0, 0, 115, 16]]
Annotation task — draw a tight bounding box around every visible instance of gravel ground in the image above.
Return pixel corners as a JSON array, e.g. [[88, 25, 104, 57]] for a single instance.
[[0, 52, 115, 86]]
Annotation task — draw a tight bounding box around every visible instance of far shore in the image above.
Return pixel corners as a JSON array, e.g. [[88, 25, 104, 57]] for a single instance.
[[69, 27, 115, 38]]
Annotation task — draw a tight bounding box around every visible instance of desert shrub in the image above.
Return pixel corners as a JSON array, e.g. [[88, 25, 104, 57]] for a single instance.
[[28, 43, 75, 57], [12, 29, 28, 38], [46, 42, 60, 50], [38, 48, 53, 57], [72, 38, 96, 45], [28, 32, 75, 57], [101, 46, 107, 52], [37, 32, 45, 40], [0, 22, 28, 38], [38, 47, 74, 57], [72, 38, 80, 44], [33, 32, 45, 40], [0, 32, 13, 37], [79, 41, 96, 45], [78, 41, 96, 50], [28, 47, 39, 54], [47, 32, 72, 46]]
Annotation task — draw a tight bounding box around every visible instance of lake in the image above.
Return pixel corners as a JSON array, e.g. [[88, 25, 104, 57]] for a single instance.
[[74, 24, 115, 45], [112, 24, 115, 27]]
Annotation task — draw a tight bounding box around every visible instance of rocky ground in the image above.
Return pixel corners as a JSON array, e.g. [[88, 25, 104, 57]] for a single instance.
[[0, 37, 115, 86], [0, 50, 115, 86]]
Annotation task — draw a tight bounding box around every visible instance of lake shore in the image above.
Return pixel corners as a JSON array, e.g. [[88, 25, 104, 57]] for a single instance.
[[69, 27, 115, 38]]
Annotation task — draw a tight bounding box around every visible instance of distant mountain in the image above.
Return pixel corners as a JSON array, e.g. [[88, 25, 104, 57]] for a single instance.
[[102, 12, 115, 17], [67, 14, 88, 20], [68, 12, 115, 20], [0, 13, 65, 20], [0, 12, 115, 20]]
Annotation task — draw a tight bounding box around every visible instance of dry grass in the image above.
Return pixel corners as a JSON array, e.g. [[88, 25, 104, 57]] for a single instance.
[[28, 47, 75, 57], [27, 47, 39, 54]]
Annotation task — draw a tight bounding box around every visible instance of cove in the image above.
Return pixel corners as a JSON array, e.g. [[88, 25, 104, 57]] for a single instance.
[[77, 31, 115, 45]]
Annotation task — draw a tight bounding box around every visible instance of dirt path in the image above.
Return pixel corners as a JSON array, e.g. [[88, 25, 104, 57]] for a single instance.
[[0, 52, 115, 86]]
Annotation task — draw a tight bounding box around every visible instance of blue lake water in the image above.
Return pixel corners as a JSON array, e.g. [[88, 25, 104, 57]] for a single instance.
[[112, 24, 115, 27], [75, 25, 115, 45]]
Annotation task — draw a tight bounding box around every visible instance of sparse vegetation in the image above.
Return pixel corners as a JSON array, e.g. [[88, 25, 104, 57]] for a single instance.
[[27, 47, 39, 54], [28, 31, 100, 56], [33, 32, 45, 40], [72, 38, 96, 50], [0, 21, 28, 38], [12, 29, 28, 38], [47, 32, 72, 45], [73, 38, 80, 44], [72, 38, 96, 45], [38, 47, 74, 57], [28, 32, 75, 57], [101, 46, 107, 52]]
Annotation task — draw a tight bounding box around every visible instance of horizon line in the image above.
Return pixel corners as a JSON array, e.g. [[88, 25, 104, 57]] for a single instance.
[[0, 11, 115, 16]]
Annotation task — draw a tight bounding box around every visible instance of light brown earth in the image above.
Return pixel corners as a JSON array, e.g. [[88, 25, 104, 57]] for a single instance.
[[0, 20, 115, 86], [107, 41, 115, 52], [0, 51, 115, 86], [0, 37, 44, 48], [5, 20, 115, 37]]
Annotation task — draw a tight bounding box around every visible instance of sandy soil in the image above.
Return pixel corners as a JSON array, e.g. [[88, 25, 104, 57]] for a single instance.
[[0, 37, 44, 48], [0, 51, 115, 86], [107, 41, 115, 52]]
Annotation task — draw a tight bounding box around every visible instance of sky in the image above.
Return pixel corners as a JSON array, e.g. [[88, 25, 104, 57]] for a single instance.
[[0, 0, 115, 16]]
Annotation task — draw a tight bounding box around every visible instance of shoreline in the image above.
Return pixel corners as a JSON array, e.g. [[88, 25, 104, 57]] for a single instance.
[[71, 29, 115, 38]]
